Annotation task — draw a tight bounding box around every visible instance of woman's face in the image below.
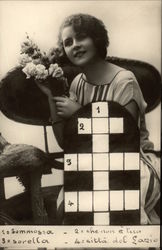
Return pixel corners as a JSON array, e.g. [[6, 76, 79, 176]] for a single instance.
[[61, 25, 99, 67]]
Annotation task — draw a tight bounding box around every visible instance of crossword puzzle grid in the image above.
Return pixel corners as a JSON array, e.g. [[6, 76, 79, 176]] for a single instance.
[[64, 102, 140, 225]]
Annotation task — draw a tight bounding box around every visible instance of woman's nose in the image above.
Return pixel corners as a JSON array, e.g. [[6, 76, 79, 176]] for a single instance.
[[73, 39, 81, 48]]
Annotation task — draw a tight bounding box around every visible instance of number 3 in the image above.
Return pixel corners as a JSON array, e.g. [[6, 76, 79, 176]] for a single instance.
[[66, 159, 72, 165]]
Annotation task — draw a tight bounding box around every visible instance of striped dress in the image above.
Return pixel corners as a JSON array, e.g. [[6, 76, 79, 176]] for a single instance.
[[68, 70, 160, 224]]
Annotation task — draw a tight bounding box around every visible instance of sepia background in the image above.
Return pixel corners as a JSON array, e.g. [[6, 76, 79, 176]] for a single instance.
[[0, 0, 161, 198]]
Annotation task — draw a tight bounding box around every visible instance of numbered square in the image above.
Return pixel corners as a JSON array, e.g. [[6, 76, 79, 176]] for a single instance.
[[125, 190, 139, 210], [94, 191, 109, 211], [109, 118, 123, 134], [78, 118, 92, 134], [79, 191, 92, 211], [110, 191, 124, 211], [65, 192, 77, 212], [93, 153, 109, 171], [78, 154, 92, 171], [64, 154, 77, 171], [94, 212, 110, 225], [92, 102, 109, 117], [93, 172, 109, 190], [110, 153, 124, 170], [125, 153, 140, 170], [93, 134, 109, 152], [92, 118, 109, 134]]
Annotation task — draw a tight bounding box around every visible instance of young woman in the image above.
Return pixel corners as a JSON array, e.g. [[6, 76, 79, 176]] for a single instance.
[[37, 13, 160, 224]]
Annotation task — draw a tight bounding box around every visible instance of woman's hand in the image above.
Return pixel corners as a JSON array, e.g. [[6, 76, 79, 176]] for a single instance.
[[52, 96, 82, 118]]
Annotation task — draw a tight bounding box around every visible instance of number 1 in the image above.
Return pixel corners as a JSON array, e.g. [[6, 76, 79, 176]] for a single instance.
[[97, 106, 100, 113]]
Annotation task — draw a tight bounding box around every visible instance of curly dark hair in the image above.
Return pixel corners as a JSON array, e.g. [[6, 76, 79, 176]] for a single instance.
[[57, 13, 109, 63]]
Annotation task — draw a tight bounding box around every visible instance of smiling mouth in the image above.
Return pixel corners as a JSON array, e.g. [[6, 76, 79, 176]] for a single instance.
[[74, 51, 86, 58]]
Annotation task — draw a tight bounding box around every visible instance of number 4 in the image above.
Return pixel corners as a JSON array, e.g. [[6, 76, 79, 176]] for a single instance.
[[68, 200, 74, 206]]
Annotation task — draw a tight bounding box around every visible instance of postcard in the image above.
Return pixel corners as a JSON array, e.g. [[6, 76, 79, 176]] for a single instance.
[[0, 0, 161, 249]]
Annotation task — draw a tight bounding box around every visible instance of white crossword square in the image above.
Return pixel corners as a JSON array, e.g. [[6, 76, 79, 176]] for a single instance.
[[65, 192, 77, 212], [78, 154, 92, 171], [92, 118, 109, 134], [92, 102, 109, 117], [94, 212, 110, 225], [125, 153, 140, 170], [93, 135, 109, 152], [110, 191, 124, 211], [93, 172, 109, 190], [109, 153, 124, 170], [93, 153, 109, 171], [94, 191, 109, 211], [125, 190, 139, 210], [109, 118, 124, 133], [78, 118, 92, 134], [78, 191, 92, 211], [64, 154, 77, 171]]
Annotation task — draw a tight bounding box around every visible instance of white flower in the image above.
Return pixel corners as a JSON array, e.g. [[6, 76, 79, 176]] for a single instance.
[[35, 64, 48, 80], [48, 63, 58, 75], [19, 53, 32, 67], [22, 62, 37, 79], [32, 57, 42, 65], [49, 63, 64, 79]]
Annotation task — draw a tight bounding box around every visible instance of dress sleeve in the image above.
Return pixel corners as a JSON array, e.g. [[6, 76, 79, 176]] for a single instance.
[[69, 73, 82, 102], [112, 71, 147, 114]]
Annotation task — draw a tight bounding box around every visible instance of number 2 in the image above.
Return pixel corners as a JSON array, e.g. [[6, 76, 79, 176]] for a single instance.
[[79, 123, 84, 130]]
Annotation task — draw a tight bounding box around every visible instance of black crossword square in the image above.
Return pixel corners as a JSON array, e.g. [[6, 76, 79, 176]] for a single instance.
[[109, 134, 140, 152], [64, 134, 92, 153], [64, 212, 93, 225], [109, 170, 140, 190], [64, 171, 93, 191], [110, 210, 140, 225], [108, 101, 125, 117]]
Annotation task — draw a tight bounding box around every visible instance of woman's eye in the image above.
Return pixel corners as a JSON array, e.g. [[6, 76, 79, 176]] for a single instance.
[[64, 39, 73, 47]]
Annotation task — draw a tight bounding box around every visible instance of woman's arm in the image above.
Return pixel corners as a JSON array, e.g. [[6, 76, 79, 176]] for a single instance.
[[35, 81, 64, 148], [36, 81, 81, 148], [47, 96, 81, 148], [47, 96, 64, 148]]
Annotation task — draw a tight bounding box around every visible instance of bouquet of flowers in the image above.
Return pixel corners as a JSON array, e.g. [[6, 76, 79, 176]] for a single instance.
[[18, 34, 71, 98], [19, 35, 64, 81]]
